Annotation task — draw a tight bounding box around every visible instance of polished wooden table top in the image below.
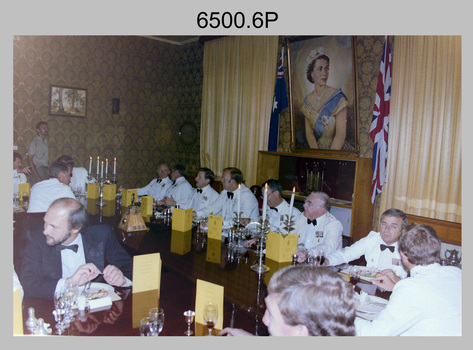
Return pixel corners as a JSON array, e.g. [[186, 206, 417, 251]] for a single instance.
[[15, 200, 390, 337]]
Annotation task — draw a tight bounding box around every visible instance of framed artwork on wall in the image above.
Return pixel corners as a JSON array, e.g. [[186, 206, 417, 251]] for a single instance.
[[287, 36, 358, 154], [49, 85, 87, 118]]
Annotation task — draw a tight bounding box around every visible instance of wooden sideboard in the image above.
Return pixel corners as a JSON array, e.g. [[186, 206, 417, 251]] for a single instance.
[[257, 151, 374, 243]]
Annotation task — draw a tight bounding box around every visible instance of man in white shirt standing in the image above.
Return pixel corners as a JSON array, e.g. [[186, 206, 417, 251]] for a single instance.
[[200, 167, 259, 230], [183, 167, 219, 216], [13, 152, 30, 196], [27, 121, 49, 185], [27, 161, 76, 213], [323, 208, 408, 278], [136, 161, 173, 201], [355, 223, 462, 336], [262, 179, 301, 233], [294, 191, 343, 263], [159, 164, 194, 208]]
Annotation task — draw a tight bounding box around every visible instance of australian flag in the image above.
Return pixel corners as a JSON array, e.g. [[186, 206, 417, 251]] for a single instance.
[[268, 47, 288, 152], [370, 36, 392, 203]]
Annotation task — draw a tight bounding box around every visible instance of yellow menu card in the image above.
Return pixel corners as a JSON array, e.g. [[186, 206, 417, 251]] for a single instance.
[[103, 183, 116, 201], [18, 183, 30, 200], [13, 289, 23, 335], [206, 238, 222, 264], [264, 258, 292, 285], [195, 279, 224, 334], [87, 182, 100, 199], [170, 229, 192, 255], [102, 200, 116, 217], [140, 196, 153, 216], [265, 231, 298, 263], [122, 189, 138, 207], [132, 253, 161, 294], [207, 214, 223, 240], [172, 208, 193, 231]]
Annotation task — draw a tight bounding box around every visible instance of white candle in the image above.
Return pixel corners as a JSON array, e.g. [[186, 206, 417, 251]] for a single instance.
[[288, 186, 295, 219], [237, 184, 241, 214], [113, 157, 117, 175], [88, 156, 92, 174], [101, 160, 104, 178], [105, 158, 108, 177], [262, 183, 268, 221], [96, 156, 100, 176]]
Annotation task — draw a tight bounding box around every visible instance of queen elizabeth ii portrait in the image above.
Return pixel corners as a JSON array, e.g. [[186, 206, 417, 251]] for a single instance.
[[288, 36, 357, 152]]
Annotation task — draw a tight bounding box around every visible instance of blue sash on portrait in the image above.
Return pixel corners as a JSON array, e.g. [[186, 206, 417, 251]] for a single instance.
[[313, 88, 346, 140]]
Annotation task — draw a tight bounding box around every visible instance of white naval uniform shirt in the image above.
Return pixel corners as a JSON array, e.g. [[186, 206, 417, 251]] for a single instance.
[[13, 169, 28, 196], [294, 212, 343, 255], [137, 177, 173, 201], [326, 231, 407, 278], [184, 185, 220, 215], [27, 178, 76, 213], [163, 176, 194, 208], [266, 199, 301, 233]]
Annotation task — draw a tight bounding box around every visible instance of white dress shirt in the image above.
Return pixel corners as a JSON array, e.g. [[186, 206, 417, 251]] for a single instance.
[[70, 167, 94, 193], [55, 234, 132, 294], [294, 212, 343, 256], [200, 184, 259, 229], [326, 231, 408, 278], [355, 263, 462, 336], [137, 177, 173, 201], [164, 176, 194, 208], [13, 169, 28, 196], [27, 178, 76, 213], [265, 199, 301, 234], [184, 184, 220, 214]]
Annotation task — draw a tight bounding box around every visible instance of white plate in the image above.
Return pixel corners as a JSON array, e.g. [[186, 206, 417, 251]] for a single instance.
[[87, 282, 114, 300], [355, 295, 388, 314]]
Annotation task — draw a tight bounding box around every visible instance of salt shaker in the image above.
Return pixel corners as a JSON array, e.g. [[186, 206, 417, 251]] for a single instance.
[[34, 318, 51, 335], [292, 254, 298, 266], [25, 307, 38, 332]]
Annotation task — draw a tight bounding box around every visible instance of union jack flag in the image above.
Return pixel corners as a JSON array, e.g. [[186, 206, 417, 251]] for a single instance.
[[370, 36, 392, 203]]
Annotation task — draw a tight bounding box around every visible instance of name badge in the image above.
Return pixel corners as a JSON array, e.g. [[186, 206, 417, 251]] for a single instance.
[[315, 231, 324, 242]]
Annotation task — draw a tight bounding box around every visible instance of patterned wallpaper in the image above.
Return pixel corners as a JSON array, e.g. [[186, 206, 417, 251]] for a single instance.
[[13, 35, 387, 216], [13, 36, 202, 188]]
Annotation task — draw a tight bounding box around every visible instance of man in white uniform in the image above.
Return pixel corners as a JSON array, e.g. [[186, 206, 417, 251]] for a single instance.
[[159, 164, 194, 208], [27, 161, 76, 213], [55, 155, 95, 194], [182, 167, 219, 216], [323, 208, 408, 278], [294, 191, 343, 263], [355, 223, 462, 336], [13, 152, 30, 196], [200, 167, 259, 230], [136, 161, 172, 201], [262, 179, 301, 233]]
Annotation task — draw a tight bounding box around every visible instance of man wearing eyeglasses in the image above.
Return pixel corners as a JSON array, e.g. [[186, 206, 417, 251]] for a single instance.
[[293, 191, 343, 263]]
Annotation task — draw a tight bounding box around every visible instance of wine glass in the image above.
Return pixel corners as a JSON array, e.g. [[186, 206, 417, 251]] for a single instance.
[[62, 284, 79, 322], [139, 317, 154, 336], [315, 249, 326, 265], [148, 307, 164, 336], [203, 302, 218, 336], [53, 291, 68, 333], [348, 266, 361, 287], [183, 310, 195, 336]]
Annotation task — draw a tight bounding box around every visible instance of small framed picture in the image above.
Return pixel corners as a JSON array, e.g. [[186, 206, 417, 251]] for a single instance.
[[49, 85, 87, 118]]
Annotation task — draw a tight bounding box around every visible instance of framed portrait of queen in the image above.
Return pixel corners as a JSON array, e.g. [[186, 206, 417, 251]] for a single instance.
[[287, 36, 358, 154]]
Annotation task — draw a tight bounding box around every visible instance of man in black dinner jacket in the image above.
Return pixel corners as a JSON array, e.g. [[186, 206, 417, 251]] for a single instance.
[[20, 197, 133, 300]]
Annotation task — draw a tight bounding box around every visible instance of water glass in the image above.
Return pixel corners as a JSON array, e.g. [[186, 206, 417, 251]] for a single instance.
[[139, 317, 154, 336], [148, 307, 164, 336]]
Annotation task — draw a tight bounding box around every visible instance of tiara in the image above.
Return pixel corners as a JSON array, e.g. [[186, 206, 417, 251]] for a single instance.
[[306, 47, 327, 64]]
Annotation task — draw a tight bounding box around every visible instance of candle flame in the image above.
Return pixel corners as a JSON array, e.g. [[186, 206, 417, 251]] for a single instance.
[[292, 186, 296, 193]]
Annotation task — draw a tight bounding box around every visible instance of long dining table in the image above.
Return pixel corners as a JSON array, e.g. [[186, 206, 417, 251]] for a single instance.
[[14, 197, 390, 337]]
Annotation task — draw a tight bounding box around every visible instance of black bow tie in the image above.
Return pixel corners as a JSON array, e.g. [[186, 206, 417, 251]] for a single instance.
[[156, 179, 162, 183], [270, 207, 278, 212], [171, 180, 176, 186], [56, 244, 79, 253], [307, 218, 317, 226], [197, 188, 203, 193], [227, 191, 234, 199], [380, 244, 395, 253]]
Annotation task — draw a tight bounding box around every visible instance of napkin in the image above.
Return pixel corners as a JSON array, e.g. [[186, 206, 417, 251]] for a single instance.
[[88, 296, 112, 312]]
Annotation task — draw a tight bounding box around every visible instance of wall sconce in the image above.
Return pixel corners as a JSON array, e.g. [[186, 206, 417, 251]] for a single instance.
[[112, 98, 120, 114]]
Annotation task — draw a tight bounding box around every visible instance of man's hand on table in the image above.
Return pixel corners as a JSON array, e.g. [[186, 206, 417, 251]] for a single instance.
[[371, 269, 400, 291]]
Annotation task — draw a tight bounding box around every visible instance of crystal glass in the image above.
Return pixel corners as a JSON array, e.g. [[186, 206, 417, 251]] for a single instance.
[[139, 317, 154, 336], [53, 291, 68, 333], [183, 310, 195, 336], [203, 302, 218, 336], [315, 249, 326, 265], [348, 266, 361, 287], [62, 284, 79, 321], [148, 307, 164, 336]]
